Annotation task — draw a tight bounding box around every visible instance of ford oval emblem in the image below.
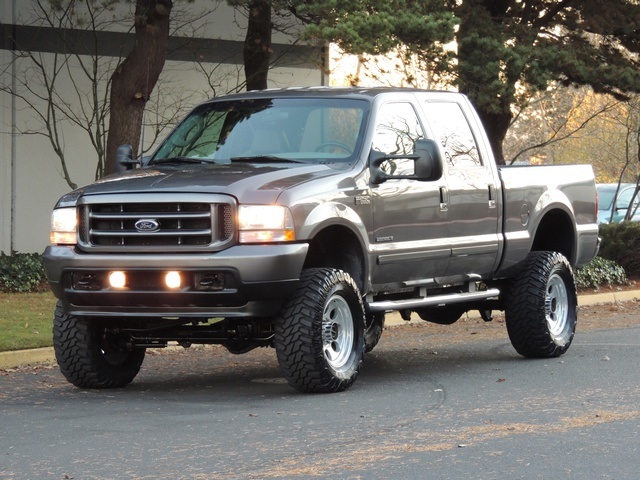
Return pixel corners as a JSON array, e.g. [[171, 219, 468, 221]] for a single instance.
[[135, 219, 160, 232]]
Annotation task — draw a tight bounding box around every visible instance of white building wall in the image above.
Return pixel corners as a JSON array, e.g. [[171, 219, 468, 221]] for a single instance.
[[0, 0, 16, 252], [1, 1, 324, 254]]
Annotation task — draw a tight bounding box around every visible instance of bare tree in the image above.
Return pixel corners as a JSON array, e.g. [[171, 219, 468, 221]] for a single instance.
[[508, 87, 639, 221], [243, 0, 272, 91], [227, 1, 327, 91], [505, 86, 622, 166], [1, 0, 121, 188], [611, 95, 640, 221], [104, 0, 173, 174], [1, 0, 235, 182]]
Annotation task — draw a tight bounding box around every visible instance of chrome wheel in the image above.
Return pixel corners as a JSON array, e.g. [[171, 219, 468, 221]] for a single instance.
[[322, 295, 355, 370], [545, 273, 570, 341]]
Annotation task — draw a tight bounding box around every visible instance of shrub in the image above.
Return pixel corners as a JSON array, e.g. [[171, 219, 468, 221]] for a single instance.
[[575, 256, 628, 290], [598, 222, 640, 276], [0, 252, 49, 293]]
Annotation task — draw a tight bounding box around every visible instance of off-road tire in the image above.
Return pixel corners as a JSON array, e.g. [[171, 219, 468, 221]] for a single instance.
[[505, 251, 577, 358], [274, 268, 365, 393], [53, 302, 145, 388], [365, 313, 385, 353]]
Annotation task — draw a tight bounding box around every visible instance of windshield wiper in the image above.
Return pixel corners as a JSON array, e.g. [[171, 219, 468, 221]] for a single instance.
[[151, 156, 215, 165], [230, 155, 306, 164]]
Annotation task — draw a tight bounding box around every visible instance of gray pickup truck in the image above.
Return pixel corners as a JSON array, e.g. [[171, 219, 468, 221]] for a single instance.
[[44, 88, 600, 393]]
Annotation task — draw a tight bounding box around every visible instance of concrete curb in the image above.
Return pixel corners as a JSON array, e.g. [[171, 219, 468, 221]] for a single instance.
[[1, 290, 638, 370], [577, 289, 639, 306], [0, 347, 55, 369]]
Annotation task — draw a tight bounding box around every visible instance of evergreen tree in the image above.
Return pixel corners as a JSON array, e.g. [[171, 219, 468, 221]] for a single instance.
[[294, 0, 640, 164]]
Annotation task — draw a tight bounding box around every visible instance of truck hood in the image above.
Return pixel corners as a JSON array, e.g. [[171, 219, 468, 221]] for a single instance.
[[65, 162, 347, 206]]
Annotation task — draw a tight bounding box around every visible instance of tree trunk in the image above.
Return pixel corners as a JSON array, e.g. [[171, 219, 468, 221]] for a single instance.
[[244, 0, 271, 91], [105, 0, 172, 175], [475, 109, 512, 165]]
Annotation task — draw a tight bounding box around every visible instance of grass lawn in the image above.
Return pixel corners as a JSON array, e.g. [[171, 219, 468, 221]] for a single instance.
[[0, 292, 57, 352]]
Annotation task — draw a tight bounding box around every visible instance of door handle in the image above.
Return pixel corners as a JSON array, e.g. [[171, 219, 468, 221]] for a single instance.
[[439, 187, 448, 211], [488, 185, 497, 209]]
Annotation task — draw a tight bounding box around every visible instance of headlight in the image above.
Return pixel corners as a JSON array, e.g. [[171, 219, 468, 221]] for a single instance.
[[238, 205, 295, 243], [50, 207, 78, 245]]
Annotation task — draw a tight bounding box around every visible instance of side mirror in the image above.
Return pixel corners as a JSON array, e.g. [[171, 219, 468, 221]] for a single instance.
[[115, 144, 139, 173], [414, 138, 443, 181], [369, 138, 442, 185]]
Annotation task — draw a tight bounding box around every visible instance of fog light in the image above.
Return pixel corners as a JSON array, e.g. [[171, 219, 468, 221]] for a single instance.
[[165, 271, 181, 289], [109, 271, 126, 289]]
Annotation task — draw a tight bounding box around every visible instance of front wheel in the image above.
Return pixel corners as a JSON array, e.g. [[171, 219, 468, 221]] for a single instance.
[[505, 251, 577, 358], [53, 302, 145, 388], [274, 268, 365, 393]]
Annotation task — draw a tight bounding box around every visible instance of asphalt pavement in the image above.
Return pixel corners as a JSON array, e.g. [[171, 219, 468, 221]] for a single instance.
[[1, 298, 639, 479]]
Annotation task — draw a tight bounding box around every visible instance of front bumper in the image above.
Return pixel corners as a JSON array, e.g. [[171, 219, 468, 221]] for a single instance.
[[43, 243, 309, 319]]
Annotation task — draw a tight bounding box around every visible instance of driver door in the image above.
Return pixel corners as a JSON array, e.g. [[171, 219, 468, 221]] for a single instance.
[[370, 102, 449, 289]]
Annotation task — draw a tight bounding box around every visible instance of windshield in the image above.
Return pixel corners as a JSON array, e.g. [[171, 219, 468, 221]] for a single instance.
[[598, 188, 616, 210], [150, 97, 369, 165]]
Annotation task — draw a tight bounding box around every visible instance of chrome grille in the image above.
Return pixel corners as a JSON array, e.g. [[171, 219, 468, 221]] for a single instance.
[[77, 194, 235, 252]]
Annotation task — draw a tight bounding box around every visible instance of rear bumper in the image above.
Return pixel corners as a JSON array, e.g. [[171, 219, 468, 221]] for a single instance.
[[43, 243, 308, 318]]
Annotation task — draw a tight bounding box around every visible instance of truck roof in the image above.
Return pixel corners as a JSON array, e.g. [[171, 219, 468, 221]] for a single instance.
[[202, 86, 463, 103]]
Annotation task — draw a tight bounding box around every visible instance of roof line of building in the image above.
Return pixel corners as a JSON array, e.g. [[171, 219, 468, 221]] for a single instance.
[[0, 23, 321, 69]]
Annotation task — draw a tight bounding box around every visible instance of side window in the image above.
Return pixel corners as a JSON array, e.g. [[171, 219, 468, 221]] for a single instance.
[[372, 103, 424, 176], [425, 102, 482, 167], [617, 188, 634, 210], [373, 103, 424, 155]]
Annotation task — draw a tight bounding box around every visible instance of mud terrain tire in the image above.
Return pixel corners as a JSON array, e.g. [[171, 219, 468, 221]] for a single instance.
[[53, 302, 145, 388], [505, 251, 577, 358], [274, 268, 365, 393]]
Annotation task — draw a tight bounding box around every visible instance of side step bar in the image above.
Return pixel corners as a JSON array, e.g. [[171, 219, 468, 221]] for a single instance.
[[367, 288, 500, 313]]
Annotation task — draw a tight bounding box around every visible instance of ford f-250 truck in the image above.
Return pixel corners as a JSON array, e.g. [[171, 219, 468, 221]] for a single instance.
[[44, 88, 600, 393]]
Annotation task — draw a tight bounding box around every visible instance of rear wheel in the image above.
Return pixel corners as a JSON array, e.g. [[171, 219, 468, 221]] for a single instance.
[[274, 268, 365, 393], [505, 251, 577, 358], [53, 302, 145, 388]]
